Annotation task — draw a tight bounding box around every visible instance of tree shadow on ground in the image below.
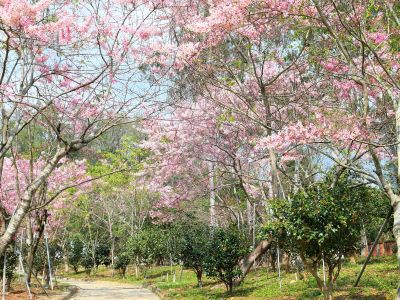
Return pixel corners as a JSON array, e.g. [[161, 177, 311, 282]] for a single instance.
[[208, 285, 258, 299], [335, 294, 387, 300], [298, 288, 388, 300]]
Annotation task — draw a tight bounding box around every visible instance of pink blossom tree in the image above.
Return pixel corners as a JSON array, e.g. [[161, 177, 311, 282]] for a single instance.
[[0, 0, 168, 256], [146, 0, 400, 284]]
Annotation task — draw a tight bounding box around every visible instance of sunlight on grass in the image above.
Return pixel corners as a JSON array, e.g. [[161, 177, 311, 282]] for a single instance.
[[60, 256, 399, 299]]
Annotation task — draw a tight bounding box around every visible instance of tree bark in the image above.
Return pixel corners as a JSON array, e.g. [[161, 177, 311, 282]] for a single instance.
[[26, 210, 47, 285], [284, 252, 291, 273], [208, 162, 217, 227], [393, 199, 400, 264], [322, 286, 334, 300], [360, 221, 368, 256], [226, 280, 233, 294], [394, 97, 400, 268], [196, 269, 203, 288], [0, 147, 65, 257], [235, 239, 271, 285]]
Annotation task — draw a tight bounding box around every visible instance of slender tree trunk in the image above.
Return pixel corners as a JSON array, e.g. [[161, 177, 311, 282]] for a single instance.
[[135, 256, 139, 278], [64, 256, 69, 272], [270, 250, 277, 273], [322, 286, 333, 300], [45, 266, 50, 287], [394, 101, 400, 267], [322, 271, 334, 300], [227, 280, 233, 294], [393, 198, 400, 264], [361, 221, 368, 256], [300, 253, 336, 300], [111, 239, 114, 266], [26, 211, 47, 285], [247, 200, 253, 244], [26, 216, 34, 285], [284, 252, 291, 273], [208, 162, 217, 227], [110, 234, 115, 276], [26, 251, 34, 285], [196, 270, 202, 288], [107, 214, 114, 275]]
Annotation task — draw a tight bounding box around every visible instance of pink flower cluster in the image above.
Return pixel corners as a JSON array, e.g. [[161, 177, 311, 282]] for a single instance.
[[0, 157, 90, 215]]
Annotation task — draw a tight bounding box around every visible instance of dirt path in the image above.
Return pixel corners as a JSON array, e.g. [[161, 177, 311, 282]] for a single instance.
[[56, 279, 160, 300]]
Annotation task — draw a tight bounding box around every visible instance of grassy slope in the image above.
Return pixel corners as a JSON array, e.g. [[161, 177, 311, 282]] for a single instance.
[[61, 256, 399, 299]]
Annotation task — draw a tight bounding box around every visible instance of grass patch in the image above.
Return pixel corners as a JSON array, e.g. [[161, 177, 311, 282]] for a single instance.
[[60, 256, 399, 299]]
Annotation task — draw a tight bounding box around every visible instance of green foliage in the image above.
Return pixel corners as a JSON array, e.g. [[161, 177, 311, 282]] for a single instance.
[[0, 246, 18, 283], [264, 175, 369, 299], [114, 252, 131, 277], [270, 186, 362, 259], [31, 240, 63, 278], [216, 110, 235, 127], [173, 217, 209, 287], [203, 226, 249, 293], [126, 226, 168, 267], [81, 250, 95, 274], [274, 181, 366, 252], [95, 243, 112, 267], [358, 186, 392, 241], [68, 236, 84, 273], [89, 134, 149, 185]]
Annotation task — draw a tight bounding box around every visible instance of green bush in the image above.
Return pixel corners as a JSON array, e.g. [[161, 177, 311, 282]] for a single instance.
[[0, 245, 18, 290], [68, 237, 84, 273], [204, 226, 249, 293], [174, 219, 209, 287], [81, 250, 94, 274], [114, 252, 131, 277], [265, 174, 367, 300]]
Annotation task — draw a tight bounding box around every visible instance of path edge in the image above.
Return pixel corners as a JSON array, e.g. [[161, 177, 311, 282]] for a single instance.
[[59, 285, 79, 300], [142, 282, 164, 299]]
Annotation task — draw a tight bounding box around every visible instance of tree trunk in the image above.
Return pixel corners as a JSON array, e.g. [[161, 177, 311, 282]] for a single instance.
[[5, 276, 11, 292], [110, 236, 115, 276], [208, 162, 217, 227], [393, 97, 400, 268], [323, 270, 335, 300], [64, 258, 69, 272], [322, 286, 334, 300], [26, 218, 34, 285], [300, 253, 336, 300], [235, 239, 271, 285], [270, 250, 277, 273], [361, 221, 368, 256], [135, 257, 139, 278], [385, 192, 400, 271], [284, 252, 291, 273], [227, 280, 233, 294], [393, 200, 400, 265], [26, 211, 47, 285], [0, 148, 65, 257], [43, 266, 50, 287], [26, 251, 34, 285], [196, 270, 203, 288]]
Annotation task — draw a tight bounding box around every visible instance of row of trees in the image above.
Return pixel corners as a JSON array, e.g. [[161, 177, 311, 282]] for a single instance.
[[0, 129, 392, 299], [49, 135, 393, 299], [139, 3, 400, 299], [0, 0, 168, 259], [0, 0, 170, 291]]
